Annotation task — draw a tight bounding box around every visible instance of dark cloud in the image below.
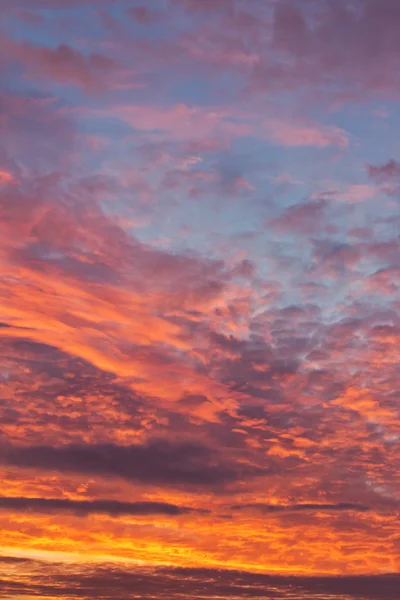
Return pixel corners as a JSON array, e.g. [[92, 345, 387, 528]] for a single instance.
[[0, 496, 203, 517], [367, 159, 400, 196], [232, 502, 372, 513], [1, 440, 264, 487], [367, 160, 400, 182], [0, 555, 34, 564], [0, 0, 400, 586], [0, 561, 399, 600]]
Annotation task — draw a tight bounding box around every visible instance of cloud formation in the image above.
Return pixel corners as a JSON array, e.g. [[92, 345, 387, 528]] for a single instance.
[[0, 1, 399, 598]]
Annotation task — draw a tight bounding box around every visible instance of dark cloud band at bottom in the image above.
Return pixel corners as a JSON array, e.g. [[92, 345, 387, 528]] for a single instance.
[[0, 558, 398, 600]]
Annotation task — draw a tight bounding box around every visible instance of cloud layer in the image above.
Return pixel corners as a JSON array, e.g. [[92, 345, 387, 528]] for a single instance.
[[0, 1, 399, 598]]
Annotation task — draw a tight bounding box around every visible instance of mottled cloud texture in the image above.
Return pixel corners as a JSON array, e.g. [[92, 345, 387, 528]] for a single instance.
[[0, 1, 399, 599]]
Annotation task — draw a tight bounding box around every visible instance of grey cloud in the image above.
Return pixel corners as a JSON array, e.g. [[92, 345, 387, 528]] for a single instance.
[[231, 502, 371, 514], [0, 496, 202, 516], [1, 439, 264, 487]]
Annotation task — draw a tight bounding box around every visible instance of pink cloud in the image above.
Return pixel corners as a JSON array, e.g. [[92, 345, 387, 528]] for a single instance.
[[0, 168, 17, 185], [181, 28, 259, 68], [311, 240, 362, 278], [265, 119, 349, 148], [93, 103, 253, 142], [170, 0, 400, 102], [367, 160, 400, 182], [9, 0, 399, 105], [257, 0, 400, 99], [269, 200, 327, 235], [92, 103, 349, 150], [311, 183, 377, 204], [0, 35, 122, 92], [337, 184, 376, 204], [363, 268, 400, 295]]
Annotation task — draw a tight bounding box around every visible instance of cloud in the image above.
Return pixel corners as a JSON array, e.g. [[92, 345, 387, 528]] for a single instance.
[[337, 184, 376, 203], [265, 119, 349, 148], [0, 560, 399, 600], [1, 35, 121, 92], [149, 0, 400, 102], [363, 268, 400, 295], [269, 199, 327, 234], [367, 160, 400, 181], [0, 0, 400, 585], [7, 0, 400, 103], [0, 90, 76, 169], [1, 440, 263, 487], [0, 168, 17, 185], [0, 496, 201, 516], [367, 160, 400, 194], [311, 239, 361, 276], [90, 103, 349, 151], [92, 103, 253, 143], [232, 502, 372, 514], [253, 0, 400, 99]]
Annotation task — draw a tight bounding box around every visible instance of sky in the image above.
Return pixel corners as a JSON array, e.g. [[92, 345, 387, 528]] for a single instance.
[[0, 0, 399, 598]]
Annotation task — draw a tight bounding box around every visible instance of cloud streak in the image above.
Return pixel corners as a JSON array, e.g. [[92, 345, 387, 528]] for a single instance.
[[0, 496, 200, 516]]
